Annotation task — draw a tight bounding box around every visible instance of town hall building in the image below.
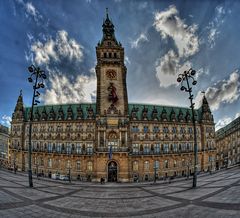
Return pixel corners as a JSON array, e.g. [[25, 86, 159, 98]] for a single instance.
[[9, 11, 216, 182]]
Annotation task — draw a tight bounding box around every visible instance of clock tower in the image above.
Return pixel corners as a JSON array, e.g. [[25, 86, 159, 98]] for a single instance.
[[95, 9, 128, 117]]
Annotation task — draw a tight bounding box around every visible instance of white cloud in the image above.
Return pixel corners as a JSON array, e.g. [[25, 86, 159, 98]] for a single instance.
[[154, 5, 199, 58], [1, 115, 12, 127], [31, 30, 84, 65], [130, 33, 148, 48], [155, 50, 192, 87], [215, 116, 232, 131], [16, 0, 43, 22], [154, 5, 199, 88], [195, 70, 240, 111], [26, 2, 37, 17], [207, 5, 230, 48], [125, 56, 131, 65], [42, 71, 96, 104]]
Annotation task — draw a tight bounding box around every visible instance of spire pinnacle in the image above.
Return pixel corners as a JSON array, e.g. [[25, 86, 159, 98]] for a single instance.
[[106, 7, 109, 19]]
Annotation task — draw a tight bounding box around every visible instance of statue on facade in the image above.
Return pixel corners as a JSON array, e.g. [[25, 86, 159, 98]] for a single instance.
[[108, 83, 118, 104]]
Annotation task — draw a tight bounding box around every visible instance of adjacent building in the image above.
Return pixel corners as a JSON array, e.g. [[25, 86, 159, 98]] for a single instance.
[[216, 116, 240, 169], [0, 124, 9, 166], [8, 11, 216, 182]]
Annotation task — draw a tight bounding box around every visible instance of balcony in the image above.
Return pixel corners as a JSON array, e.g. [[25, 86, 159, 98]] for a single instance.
[[96, 147, 128, 152]]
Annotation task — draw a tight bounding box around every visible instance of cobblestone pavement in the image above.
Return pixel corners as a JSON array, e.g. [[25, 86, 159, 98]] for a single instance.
[[0, 167, 240, 217]]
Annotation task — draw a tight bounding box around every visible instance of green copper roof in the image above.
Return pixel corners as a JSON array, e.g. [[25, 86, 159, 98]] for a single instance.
[[24, 102, 201, 122], [24, 103, 96, 120], [128, 103, 200, 121]]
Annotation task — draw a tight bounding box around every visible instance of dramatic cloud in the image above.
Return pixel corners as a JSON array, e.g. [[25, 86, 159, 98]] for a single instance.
[[130, 33, 148, 48], [153, 5, 199, 87], [42, 71, 96, 104], [28, 30, 95, 104], [1, 115, 12, 127], [155, 50, 193, 87], [195, 70, 240, 110], [154, 5, 199, 58], [31, 30, 84, 66]]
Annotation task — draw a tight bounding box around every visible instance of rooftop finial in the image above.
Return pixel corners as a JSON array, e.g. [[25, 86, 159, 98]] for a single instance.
[[106, 7, 109, 19], [20, 89, 22, 96]]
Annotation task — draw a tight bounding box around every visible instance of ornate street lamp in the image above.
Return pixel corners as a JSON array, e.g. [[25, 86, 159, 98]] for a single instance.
[[27, 65, 47, 187], [177, 68, 198, 188]]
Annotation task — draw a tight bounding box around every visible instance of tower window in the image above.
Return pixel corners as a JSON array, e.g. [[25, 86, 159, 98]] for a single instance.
[[114, 53, 117, 58], [109, 53, 112, 58], [104, 53, 107, 58]]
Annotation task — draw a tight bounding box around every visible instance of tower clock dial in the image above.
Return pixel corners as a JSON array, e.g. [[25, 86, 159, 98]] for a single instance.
[[106, 69, 117, 80]]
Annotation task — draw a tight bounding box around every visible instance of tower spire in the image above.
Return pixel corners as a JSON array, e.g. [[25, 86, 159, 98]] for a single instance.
[[106, 7, 109, 19]]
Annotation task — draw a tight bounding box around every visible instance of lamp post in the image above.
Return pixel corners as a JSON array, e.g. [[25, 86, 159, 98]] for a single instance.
[[177, 68, 198, 188], [68, 167, 71, 183], [154, 161, 157, 183], [27, 65, 47, 187]]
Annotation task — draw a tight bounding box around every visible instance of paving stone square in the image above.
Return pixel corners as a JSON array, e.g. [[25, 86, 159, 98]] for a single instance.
[[0, 167, 240, 217]]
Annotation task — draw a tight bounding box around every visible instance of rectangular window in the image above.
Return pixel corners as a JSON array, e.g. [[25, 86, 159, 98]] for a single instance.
[[172, 127, 177, 133], [143, 144, 150, 154], [76, 143, 82, 154], [66, 143, 72, 154], [143, 126, 148, 133], [154, 144, 160, 154], [132, 144, 139, 154], [163, 144, 169, 154], [86, 143, 93, 154]]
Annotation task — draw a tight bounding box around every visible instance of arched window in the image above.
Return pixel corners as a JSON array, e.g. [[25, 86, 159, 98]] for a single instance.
[[76, 161, 81, 171], [66, 160, 71, 169], [164, 160, 168, 168], [173, 160, 177, 167], [154, 160, 160, 170], [133, 161, 138, 171], [144, 161, 149, 171], [48, 158, 52, 168], [87, 161, 93, 172]]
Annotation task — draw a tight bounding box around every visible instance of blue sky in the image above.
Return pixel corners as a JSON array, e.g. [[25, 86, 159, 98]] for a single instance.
[[1, 0, 240, 130]]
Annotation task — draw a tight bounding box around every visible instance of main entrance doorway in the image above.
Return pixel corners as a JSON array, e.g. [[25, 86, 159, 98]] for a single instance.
[[108, 161, 118, 182]]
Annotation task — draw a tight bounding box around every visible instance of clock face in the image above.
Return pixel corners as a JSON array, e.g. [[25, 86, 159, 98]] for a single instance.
[[106, 69, 117, 80]]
